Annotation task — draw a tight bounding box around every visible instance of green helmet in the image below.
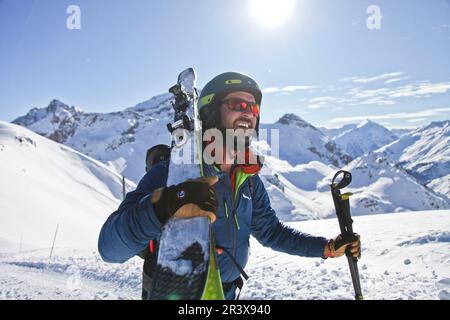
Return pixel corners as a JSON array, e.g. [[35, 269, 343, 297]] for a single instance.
[[198, 72, 262, 112]]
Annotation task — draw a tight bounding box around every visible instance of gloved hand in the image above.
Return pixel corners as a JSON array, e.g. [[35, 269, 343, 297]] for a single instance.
[[151, 176, 219, 225], [323, 233, 361, 259]]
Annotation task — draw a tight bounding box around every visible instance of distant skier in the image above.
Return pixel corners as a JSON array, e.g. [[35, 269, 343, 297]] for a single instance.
[[98, 72, 361, 300]]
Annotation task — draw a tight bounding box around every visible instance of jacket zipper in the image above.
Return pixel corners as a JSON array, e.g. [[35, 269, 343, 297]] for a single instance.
[[224, 199, 230, 241], [230, 180, 244, 278], [215, 165, 245, 281]]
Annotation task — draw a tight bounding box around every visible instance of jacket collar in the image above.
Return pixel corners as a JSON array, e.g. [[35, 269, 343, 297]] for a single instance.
[[202, 148, 263, 178]]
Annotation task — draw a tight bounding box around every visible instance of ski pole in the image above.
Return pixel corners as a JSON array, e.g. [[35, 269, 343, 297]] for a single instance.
[[330, 170, 363, 300]]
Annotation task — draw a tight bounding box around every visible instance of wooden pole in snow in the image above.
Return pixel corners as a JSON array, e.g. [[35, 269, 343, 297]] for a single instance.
[[122, 176, 126, 200], [49, 223, 59, 260]]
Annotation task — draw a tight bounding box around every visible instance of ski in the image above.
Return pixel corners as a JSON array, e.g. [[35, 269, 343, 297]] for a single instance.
[[149, 68, 224, 300]]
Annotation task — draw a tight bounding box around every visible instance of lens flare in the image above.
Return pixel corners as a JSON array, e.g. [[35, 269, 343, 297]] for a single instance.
[[249, 0, 296, 30]]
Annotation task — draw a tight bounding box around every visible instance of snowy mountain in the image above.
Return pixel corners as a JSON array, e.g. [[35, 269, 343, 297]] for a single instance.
[[321, 123, 412, 142], [13, 102, 353, 183], [258, 156, 338, 220], [427, 174, 450, 199], [0, 121, 135, 251], [319, 123, 357, 139], [1, 209, 449, 299], [331, 120, 399, 159], [13, 98, 174, 184], [260, 113, 353, 168], [2, 100, 450, 300], [391, 128, 412, 138], [253, 115, 447, 218], [12, 99, 84, 143], [375, 120, 450, 198], [260, 149, 449, 220], [319, 151, 449, 214], [11, 97, 450, 217]]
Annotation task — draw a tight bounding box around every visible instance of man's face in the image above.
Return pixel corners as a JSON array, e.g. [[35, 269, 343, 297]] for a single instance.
[[219, 91, 258, 131]]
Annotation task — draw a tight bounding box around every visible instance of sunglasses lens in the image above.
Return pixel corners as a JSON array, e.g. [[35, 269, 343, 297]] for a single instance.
[[251, 104, 260, 116], [224, 99, 260, 116]]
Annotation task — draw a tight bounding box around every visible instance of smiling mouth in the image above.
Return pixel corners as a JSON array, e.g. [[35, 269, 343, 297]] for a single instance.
[[234, 120, 253, 129]]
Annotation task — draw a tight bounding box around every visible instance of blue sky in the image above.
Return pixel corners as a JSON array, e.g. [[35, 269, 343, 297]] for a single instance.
[[0, 0, 449, 128]]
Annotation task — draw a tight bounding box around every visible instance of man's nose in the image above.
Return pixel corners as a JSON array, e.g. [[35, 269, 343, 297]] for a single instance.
[[241, 111, 255, 120]]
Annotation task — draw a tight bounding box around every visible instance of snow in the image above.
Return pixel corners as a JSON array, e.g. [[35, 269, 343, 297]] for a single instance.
[[12, 96, 449, 215], [332, 120, 399, 159], [244, 209, 450, 300], [3, 77, 449, 300], [0, 121, 448, 300], [320, 123, 357, 138], [260, 114, 350, 168], [13, 99, 174, 184], [0, 210, 448, 300], [427, 174, 450, 198], [376, 120, 450, 198], [280, 161, 335, 191], [157, 218, 210, 276], [257, 150, 449, 221], [333, 152, 449, 213], [0, 121, 135, 251], [0, 249, 141, 300]]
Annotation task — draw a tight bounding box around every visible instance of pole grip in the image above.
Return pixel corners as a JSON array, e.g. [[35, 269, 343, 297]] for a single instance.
[[330, 170, 363, 300]]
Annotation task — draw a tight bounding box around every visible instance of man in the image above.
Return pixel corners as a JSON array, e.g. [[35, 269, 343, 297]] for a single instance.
[[98, 72, 361, 300]]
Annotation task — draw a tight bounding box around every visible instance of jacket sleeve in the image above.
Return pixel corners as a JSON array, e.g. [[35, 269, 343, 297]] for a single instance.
[[98, 161, 168, 263], [250, 175, 328, 258]]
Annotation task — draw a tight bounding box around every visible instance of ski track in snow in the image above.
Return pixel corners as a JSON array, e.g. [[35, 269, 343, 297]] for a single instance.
[[0, 210, 449, 300], [0, 250, 142, 300]]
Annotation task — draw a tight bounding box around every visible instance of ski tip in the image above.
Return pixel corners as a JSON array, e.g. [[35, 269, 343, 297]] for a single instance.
[[179, 67, 196, 78], [177, 68, 197, 89]]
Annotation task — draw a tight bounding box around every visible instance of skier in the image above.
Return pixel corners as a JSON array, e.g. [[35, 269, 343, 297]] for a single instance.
[[98, 72, 361, 300]]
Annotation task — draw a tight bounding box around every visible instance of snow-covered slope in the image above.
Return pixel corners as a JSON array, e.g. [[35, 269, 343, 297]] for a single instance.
[[260, 113, 352, 168], [332, 120, 399, 159], [376, 120, 450, 198], [13, 98, 174, 184], [427, 174, 450, 198], [0, 121, 135, 251], [321, 151, 450, 214], [259, 156, 336, 220], [11, 97, 449, 216], [321, 124, 411, 142], [13, 102, 353, 184], [391, 128, 412, 138], [319, 123, 357, 139], [1, 209, 448, 300], [259, 150, 449, 220], [245, 209, 450, 300]]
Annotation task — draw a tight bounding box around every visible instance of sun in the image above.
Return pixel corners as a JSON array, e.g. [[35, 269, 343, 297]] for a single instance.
[[249, 0, 296, 30]]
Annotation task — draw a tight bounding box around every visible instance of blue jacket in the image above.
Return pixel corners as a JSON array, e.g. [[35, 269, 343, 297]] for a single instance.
[[98, 160, 327, 289]]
